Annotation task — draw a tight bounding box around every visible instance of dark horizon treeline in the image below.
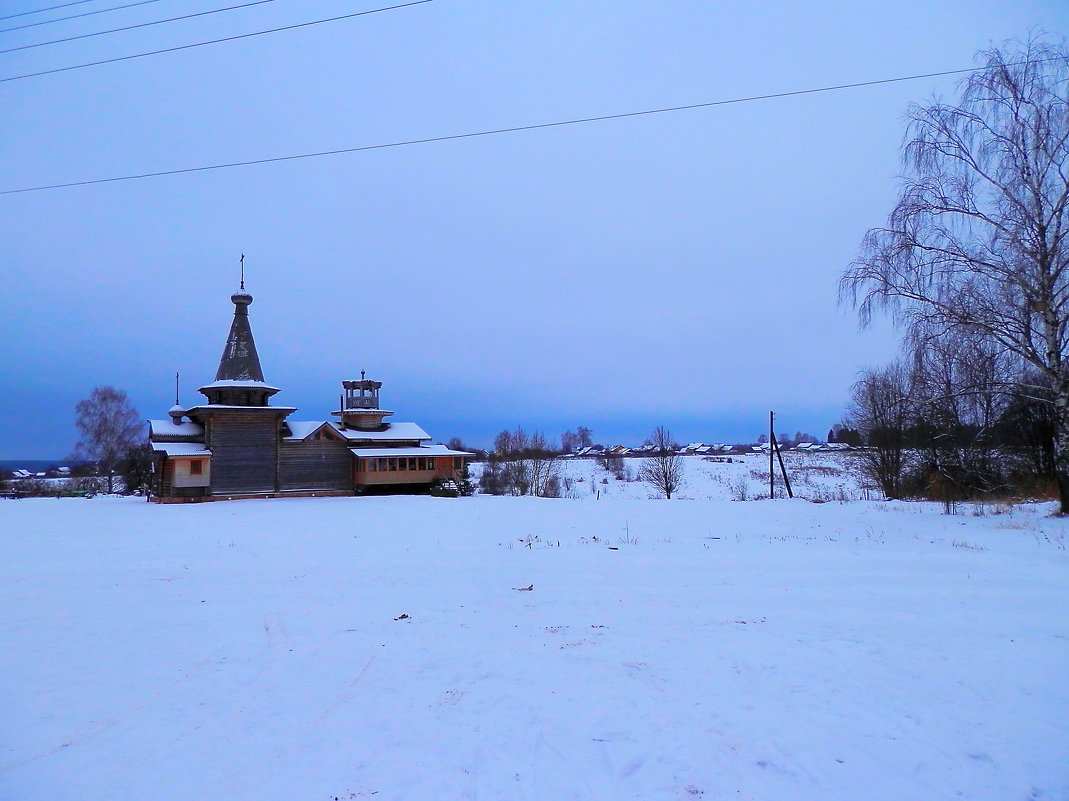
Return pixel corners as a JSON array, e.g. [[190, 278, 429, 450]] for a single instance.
[[844, 331, 1057, 507]]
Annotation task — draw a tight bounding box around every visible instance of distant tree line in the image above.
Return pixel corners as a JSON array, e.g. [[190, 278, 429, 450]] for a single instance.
[[477, 427, 563, 497], [472, 424, 684, 499]]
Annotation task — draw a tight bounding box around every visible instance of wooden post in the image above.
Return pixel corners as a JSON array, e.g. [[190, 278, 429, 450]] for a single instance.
[[772, 430, 794, 499]]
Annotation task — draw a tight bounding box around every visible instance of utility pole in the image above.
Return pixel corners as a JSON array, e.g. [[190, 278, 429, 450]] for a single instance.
[[769, 411, 775, 499], [769, 410, 794, 500]]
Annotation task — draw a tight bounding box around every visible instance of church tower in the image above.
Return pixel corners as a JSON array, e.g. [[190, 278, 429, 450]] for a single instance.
[[185, 278, 295, 496], [198, 285, 280, 407]]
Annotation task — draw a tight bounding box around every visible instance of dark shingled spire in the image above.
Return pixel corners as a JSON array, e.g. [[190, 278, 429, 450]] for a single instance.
[[215, 289, 265, 383]]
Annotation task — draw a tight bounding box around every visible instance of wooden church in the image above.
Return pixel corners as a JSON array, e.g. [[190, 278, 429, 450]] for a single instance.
[[148, 283, 470, 501]]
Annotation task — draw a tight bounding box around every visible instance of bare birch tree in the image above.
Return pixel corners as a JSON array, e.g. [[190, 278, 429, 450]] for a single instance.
[[72, 386, 143, 493], [846, 362, 916, 499], [639, 425, 683, 499], [840, 37, 1069, 512], [909, 327, 1013, 503], [480, 427, 560, 497], [527, 430, 562, 498]]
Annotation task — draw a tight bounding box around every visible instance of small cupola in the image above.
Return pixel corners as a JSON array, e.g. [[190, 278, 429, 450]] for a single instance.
[[169, 372, 184, 423], [332, 370, 394, 430]]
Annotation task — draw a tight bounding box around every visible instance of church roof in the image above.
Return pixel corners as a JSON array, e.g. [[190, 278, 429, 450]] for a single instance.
[[349, 444, 472, 458], [334, 422, 431, 443], [149, 419, 205, 440], [283, 420, 335, 440], [199, 379, 280, 392], [151, 442, 211, 456], [214, 288, 266, 383]]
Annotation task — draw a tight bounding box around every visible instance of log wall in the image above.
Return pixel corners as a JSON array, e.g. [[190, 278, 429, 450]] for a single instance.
[[279, 440, 351, 491], [208, 414, 281, 494]]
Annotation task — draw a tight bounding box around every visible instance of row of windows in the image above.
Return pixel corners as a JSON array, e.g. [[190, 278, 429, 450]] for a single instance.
[[366, 456, 435, 472], [362, 456, 464, 472]]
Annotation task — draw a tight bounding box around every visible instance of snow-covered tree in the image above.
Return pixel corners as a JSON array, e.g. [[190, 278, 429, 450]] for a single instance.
[[72, 386, 143, 493]]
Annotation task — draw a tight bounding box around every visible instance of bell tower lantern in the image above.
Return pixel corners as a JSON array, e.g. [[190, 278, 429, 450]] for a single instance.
[[333, 371, 394, 431]]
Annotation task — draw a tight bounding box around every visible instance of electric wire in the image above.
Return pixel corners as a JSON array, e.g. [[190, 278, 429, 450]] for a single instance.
[[0, 0, 283, 54], [0, 0, 168, 36], [0, 0, 432, 82], [0, 0, 99, 23], [6, 59, 1057, 196]]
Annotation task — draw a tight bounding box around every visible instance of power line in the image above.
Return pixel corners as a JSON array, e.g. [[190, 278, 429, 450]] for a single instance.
[[0, 0, 99, 23], [7, 60, 1049, 196], [0, 0, 432, 82], [0, 0, 283, 54], [0, 0, 167, 35]]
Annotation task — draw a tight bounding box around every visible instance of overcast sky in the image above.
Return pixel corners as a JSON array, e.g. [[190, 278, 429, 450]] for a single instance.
[[2, 1, 1067, 459]]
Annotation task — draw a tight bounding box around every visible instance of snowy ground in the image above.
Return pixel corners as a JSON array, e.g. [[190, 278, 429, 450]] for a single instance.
[[3, 466, 1068, 800]]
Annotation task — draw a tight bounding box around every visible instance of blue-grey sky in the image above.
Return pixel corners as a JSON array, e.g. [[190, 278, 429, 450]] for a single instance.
[[2, 1, 1066, 459]]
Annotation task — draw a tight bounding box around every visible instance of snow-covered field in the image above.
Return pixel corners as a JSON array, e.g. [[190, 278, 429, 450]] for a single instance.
[[519, 452, 873, 502], [3, 457, 1068, 800]]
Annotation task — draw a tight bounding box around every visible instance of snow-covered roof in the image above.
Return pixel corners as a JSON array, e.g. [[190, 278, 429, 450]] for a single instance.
[[198, 380, 280, 392], [349, 444, 472, 458], [151, 442, 211, 457], [335, 422, 431, 443], [284, 420, 335, 440], [185, 405, 297, 413], [149, 419, 205, 440]]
